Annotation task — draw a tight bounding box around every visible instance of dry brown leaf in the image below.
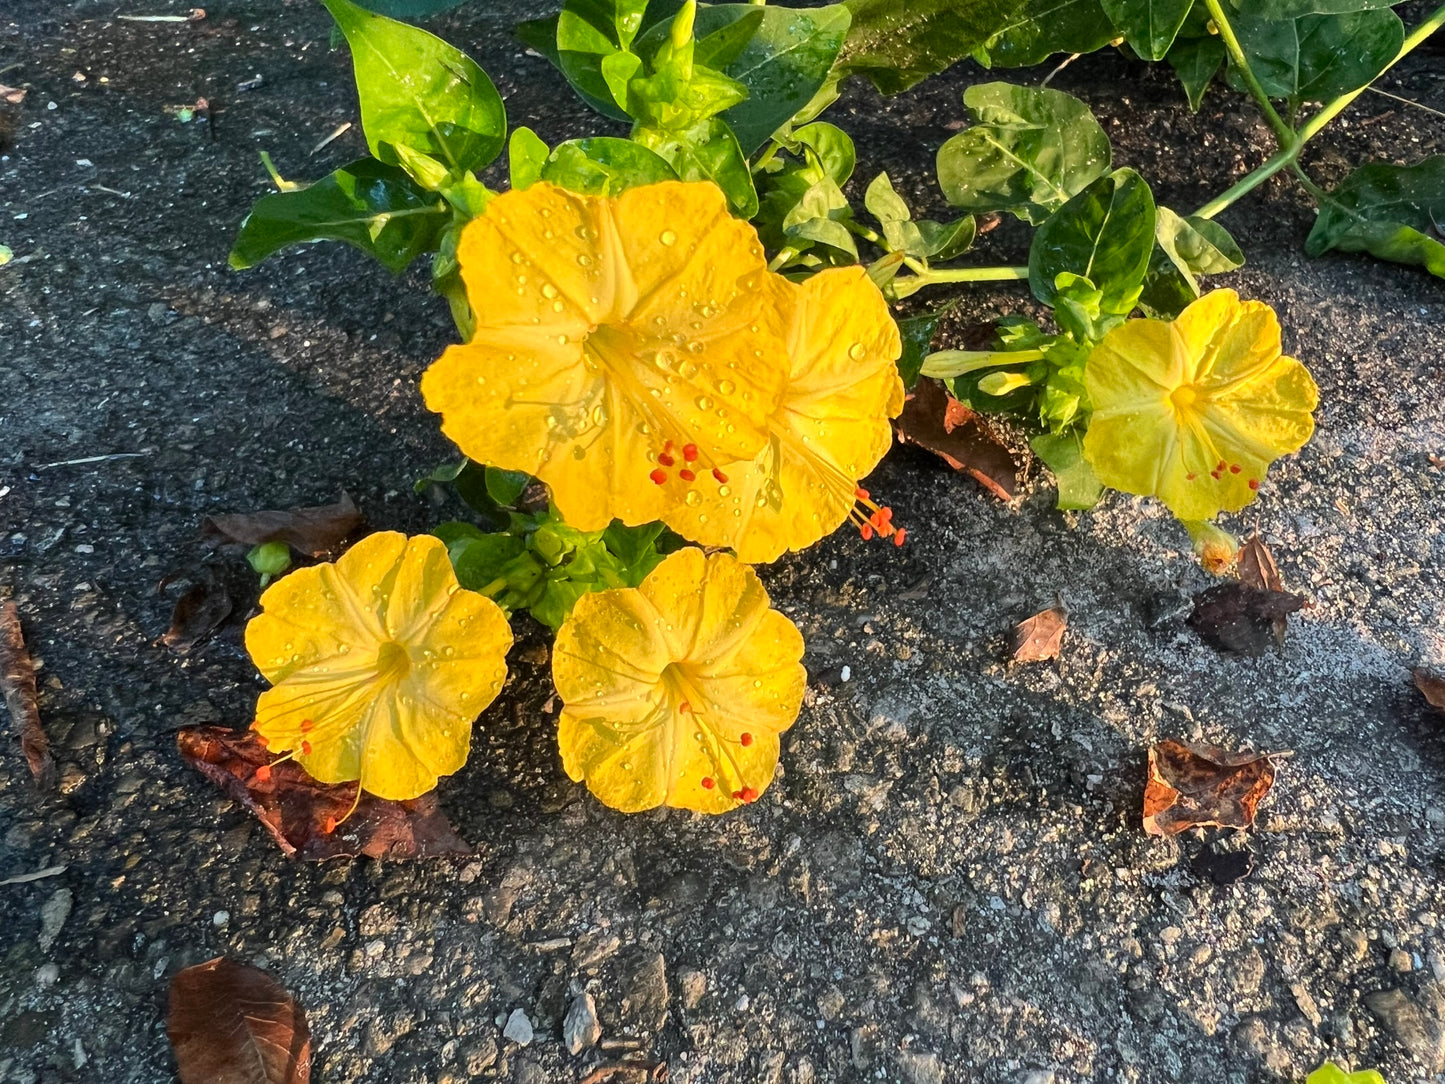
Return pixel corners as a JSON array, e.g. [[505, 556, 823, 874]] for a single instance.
[[160, 566, 233, 652], [0, 602, 54, 788], [177, 726, 473, 860], [1009, 601, 1068, 663], [1188, 583, 1305, 656], [168, 956, 310, 1084], [0, 85, 25, 106], [1142, 740, 1276, 836], [201, 493, 362, 557], [894, 378, 1018, 500], [1414, 669, 1445, 712], [1237, 533, 1283, 592]]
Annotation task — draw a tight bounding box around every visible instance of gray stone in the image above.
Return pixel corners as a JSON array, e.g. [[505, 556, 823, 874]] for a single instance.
[[1364, 987, 1445, 1072], [897, 1049, 945, 1084], [38, 889, 72, 952], [503, 1008, 534, 1046], [563, 992, 601, 1054]]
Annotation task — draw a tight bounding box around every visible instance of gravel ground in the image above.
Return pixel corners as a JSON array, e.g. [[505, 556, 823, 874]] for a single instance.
[[2, 2, 1444, 1082]]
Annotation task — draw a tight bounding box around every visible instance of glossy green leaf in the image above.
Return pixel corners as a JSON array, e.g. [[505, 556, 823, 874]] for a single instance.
[[540, 137, 679, 196], [321, 0, 506, 182], [1305, 157, 1445, 278], [484, 467, 532, 507], [1232, 0, 1404, 16], [1140, 206, 1245, 316], [639, 118, 758, 217], [974, 0, 1120, 69], [783, 176, 857, 257], [1030, 431, 1103, 510], [865, 172, 974, 260], [1100, 0, 1192, 61], [555, 0, 651, 118], [516, 15, 629, 120], [343, 0, 468, 17], [1030, 168, 1156, 318], [895, 310, 943, 390], [1165, 34, 1225, 111], [838, 0, 1026, 93], [1229, 8, 1404, 104], [230, 158, 447, 272], [435, 524, 528, 592], [936, 81, 1111, 226], [508, 127, 550, 190]]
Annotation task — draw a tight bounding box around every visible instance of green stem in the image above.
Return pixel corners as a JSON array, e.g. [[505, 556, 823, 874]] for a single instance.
[[767, 245, 802, 272], [1194, 1, 1445, 220], [1289, 163, 1329, 204], [845, 220, 884, 245], [892, 265, 1028, 300], [1200, 0, 1296, 146]]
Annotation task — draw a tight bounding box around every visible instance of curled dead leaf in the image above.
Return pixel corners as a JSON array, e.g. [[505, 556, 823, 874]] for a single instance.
[[1414, 669, 1445, 713], [1142, 740, 1276, 836], [167, 956, 310, 1084], [0, 602, 54, 788], [202, 493, 362, 557], [1188, 582, 1305, 656], [894, 378, 1018, 500], [1009, 600, 1068, 663], [159, 565, 233, 652], [177, 726, 473, 860], [1237, 533, 1283, 593]]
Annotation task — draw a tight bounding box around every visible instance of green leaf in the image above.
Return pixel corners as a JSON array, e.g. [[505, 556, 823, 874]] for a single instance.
[[540, 137, 679, 196], [783, 176, 858, 257], [936, 81, 1111, 226], [556, 0, 651, 113], [1030, 168, 1157, 319], [1139, 207, 1244, 316], [865, 172, 974, 260], [1100, 0, 1192, 61], [321, 0, 506, 184], [440, 528, 528, 592], [1228, 8, 1404, 104], [1165, 34, 1225, 111], [508, 127, 551, 190], [974, 0, 1120, 69], [1305, 157, 1445, 278], [343, 0, 469, 17], [229, 157, 447, 272], [1031, 431, 1103, 510], [1233, 0, 1404, 17], [484, 467, 532, 507], [895, 310, 943, 390], [838, 0, 1041, 94], [638, 117, 758, 217]]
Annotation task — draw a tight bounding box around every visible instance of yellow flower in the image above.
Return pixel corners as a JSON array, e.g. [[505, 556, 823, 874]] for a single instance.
[[1083, 289, 1318, 521], [420, 180, 790, 532], [246, 531, 513, 801], [661, 266, 905, 562], [552, 547, 806, 814]]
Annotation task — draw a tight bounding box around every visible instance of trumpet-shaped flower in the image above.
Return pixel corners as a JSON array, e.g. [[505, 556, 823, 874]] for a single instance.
[[246, 531, 513, 801], [552, 547, 806, 813], [1083, 289, 1318, 521], [420, 180, 790, 532], [661, 267, 905, 562]]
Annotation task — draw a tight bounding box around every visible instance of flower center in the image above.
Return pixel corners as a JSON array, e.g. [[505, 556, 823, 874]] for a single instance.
[[375, 641, 411, 684], [1170, 384, 1200, 412]]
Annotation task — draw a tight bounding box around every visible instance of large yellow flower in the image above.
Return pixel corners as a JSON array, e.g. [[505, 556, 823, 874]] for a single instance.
[[420, 181, 791, 532], [661, 266, 905, 562], [245, 531, 513, 801], [552, 547, 806, 814], [1083, 289, 1318, 521]]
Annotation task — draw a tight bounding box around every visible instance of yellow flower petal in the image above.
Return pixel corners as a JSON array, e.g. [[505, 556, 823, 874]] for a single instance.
[[552, 548, 806, 814], [246, 531, 513, 800], [663, 266, 904, 562], [420, 181, 790, 531], [1083, 289, 1318, 521]]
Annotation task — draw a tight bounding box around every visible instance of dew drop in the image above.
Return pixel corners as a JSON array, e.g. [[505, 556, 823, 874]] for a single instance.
[[660, 230, 677, 246], [717, 485, 731, 497], [541, 283, 559, 299], [510, 252, 525, 264], [848, 342, 867, 360], [577, 254, 593, 268], [717, 379, 736, 395], [695, 395, 713, 410], [684, 490, 701, 507]]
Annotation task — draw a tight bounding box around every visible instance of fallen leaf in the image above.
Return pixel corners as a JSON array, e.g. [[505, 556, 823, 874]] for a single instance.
[[202, 493, 362, 557], [160, 566, 233, 652], [1009, 600, 1068, 663], [894, 378, 1018, 500], [1414, 669, 1445, 712], [167, 956, 310, 1084], [0, 85, 26, 106], [1188, 582, 1305, 656], [1142, 740, 1276, 836], [177, 726, 473, 860], [1237, 533, 1283, 592], [0, 602, 55, 788]]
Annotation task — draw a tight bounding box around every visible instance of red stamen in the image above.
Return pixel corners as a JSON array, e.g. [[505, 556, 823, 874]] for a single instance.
[[301, 740, 312, 755], [739, 786, 759, 803], [855, 486, 870, 500], [1229, 464, 1242, 474], [1216, 461, 1227, 472], [255, 764, 272, 783], [732, 789, 743, 800], [1210, 470, 1222, 480], [679, 469, 696, 482], [650, 469, 668, 486], [712, 468, 728, 484], [322, 816, 337, 834], [860, 523, 874, 541], [1186, 472, 1197, 481], [683, 444, 699, 462], [300, 719, 314, 733], [1248, 478, 1260, 490], [657, 453, 675, 467], [739, 732, 753, 747], [701, 776, 715, 790], [894, 528, 907, 547], [678, 702, 691, 714]]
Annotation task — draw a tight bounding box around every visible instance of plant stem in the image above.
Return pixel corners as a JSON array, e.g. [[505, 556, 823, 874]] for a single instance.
[[1199, 0, 1296, 146], [767, 245, 802, 272], [892, 265, 1028, 299], [1194, 1, 1445, 220]]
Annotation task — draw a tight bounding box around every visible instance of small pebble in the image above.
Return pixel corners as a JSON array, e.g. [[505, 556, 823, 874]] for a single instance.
[[503, 1008, 533, 1046]]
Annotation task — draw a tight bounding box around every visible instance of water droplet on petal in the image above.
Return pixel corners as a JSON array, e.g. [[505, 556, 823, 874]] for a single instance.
[[660, 230, 677, 246]]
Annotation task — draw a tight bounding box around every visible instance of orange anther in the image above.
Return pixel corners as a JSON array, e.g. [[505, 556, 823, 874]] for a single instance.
[[678, 702, 692, 714], [300, 718, 314, 732], [739, 786, 759, 803], [894, 528, 907, 547], [1186, 472, 1197, 481], [860, 523, 874, 541], [1229, 463, 1242, 474], [322, 816, 338, 834], [855, 486, 870, 500], [679, 469, 696, 482], [1248, 478, 1260, 490], [739, 732, 753, 747], [663, 440, 674, 454], [301, 740, 312, 755], [712, 468, 728, 484], [255, 764, 272, 783], [650, 469, 668, 485], [701, 776, 715, 790], [658, 453, 675, 467], [683, 444, 699, 462]]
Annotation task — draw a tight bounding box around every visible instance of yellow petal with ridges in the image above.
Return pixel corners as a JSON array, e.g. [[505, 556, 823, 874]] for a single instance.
[[246, 532, 512, 801], [553, 548, 806, 814]]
